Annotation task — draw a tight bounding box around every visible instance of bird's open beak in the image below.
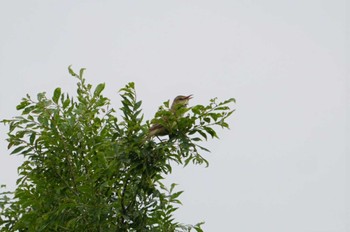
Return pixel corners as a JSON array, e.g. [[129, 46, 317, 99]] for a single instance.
[[186, 94, 193, 100]]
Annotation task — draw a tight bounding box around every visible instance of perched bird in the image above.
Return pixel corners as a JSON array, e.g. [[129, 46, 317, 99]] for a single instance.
[[146, 95, 193, 140]]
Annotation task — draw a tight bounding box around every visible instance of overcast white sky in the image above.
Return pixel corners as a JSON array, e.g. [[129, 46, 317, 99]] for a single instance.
[[0, 1, 348, 231]]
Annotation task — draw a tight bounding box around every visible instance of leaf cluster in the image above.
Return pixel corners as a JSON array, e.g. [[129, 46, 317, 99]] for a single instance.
[[0, 66, 235, 231]]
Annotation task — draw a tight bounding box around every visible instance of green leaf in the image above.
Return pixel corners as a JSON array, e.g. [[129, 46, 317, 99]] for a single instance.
[[169, 183, 177, 193], [79, 68, 86, 78], [37, 92, 46, 101], [52, 87, 61, 104], [210, 97, 218, 103], [194, 222, 205, 232], [224, 97, 236, 104], [197, 130, 207, 140], [191, 105, 204, 114], [94, 83, 105, 97], [170, 188, 183, 197], [68, 65, 77, 77], [203, 117, 210, 123], [7, 142, 13, 149], [128, 82, 135, 89], [63, 98, 70, 109], [219, 121, 229, 129], [203, 126, 218, 138], [134, 100, 142, 110], [225, 110, 234, 119], [10, 146, 27, 155], [163, 100, 170, 108], [16, 100, 30, 110], [196, 144, 211, 153], [215, 106, 230, 111], [209, 113, 220, 121], [29, 132, 36, 145], [22, 106, 34, 115], [184, 156, 192, 166]]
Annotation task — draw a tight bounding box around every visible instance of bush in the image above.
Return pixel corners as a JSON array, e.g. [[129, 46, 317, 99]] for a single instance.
[[0, 66, 235, 231]]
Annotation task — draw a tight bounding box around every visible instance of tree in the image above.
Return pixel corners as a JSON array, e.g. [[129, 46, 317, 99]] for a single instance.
[[0, 66, 235, 231]]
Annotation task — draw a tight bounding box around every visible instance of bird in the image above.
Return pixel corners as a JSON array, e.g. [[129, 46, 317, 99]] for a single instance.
[[146, 95, 193, 141]]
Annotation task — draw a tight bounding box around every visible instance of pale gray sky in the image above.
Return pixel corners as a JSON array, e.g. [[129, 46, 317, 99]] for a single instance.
[[0, 1, 348, 231]]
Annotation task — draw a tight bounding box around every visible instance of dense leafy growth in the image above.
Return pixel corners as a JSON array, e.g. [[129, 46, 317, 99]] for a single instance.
[[0, 66, 235, 231]]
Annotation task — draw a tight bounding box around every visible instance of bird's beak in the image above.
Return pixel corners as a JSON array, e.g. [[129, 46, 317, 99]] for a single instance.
[[186, 94, 193, 100]]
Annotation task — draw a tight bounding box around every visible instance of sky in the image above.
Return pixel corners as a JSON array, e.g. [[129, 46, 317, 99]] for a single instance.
[[0, 1, 348, 231]]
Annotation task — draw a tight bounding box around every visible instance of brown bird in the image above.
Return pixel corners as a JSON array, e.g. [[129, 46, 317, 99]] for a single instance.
[[146, 95, 193, 140]]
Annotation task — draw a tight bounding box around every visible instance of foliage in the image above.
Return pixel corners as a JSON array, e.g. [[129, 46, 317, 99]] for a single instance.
[[0, 66, 235, 231]]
